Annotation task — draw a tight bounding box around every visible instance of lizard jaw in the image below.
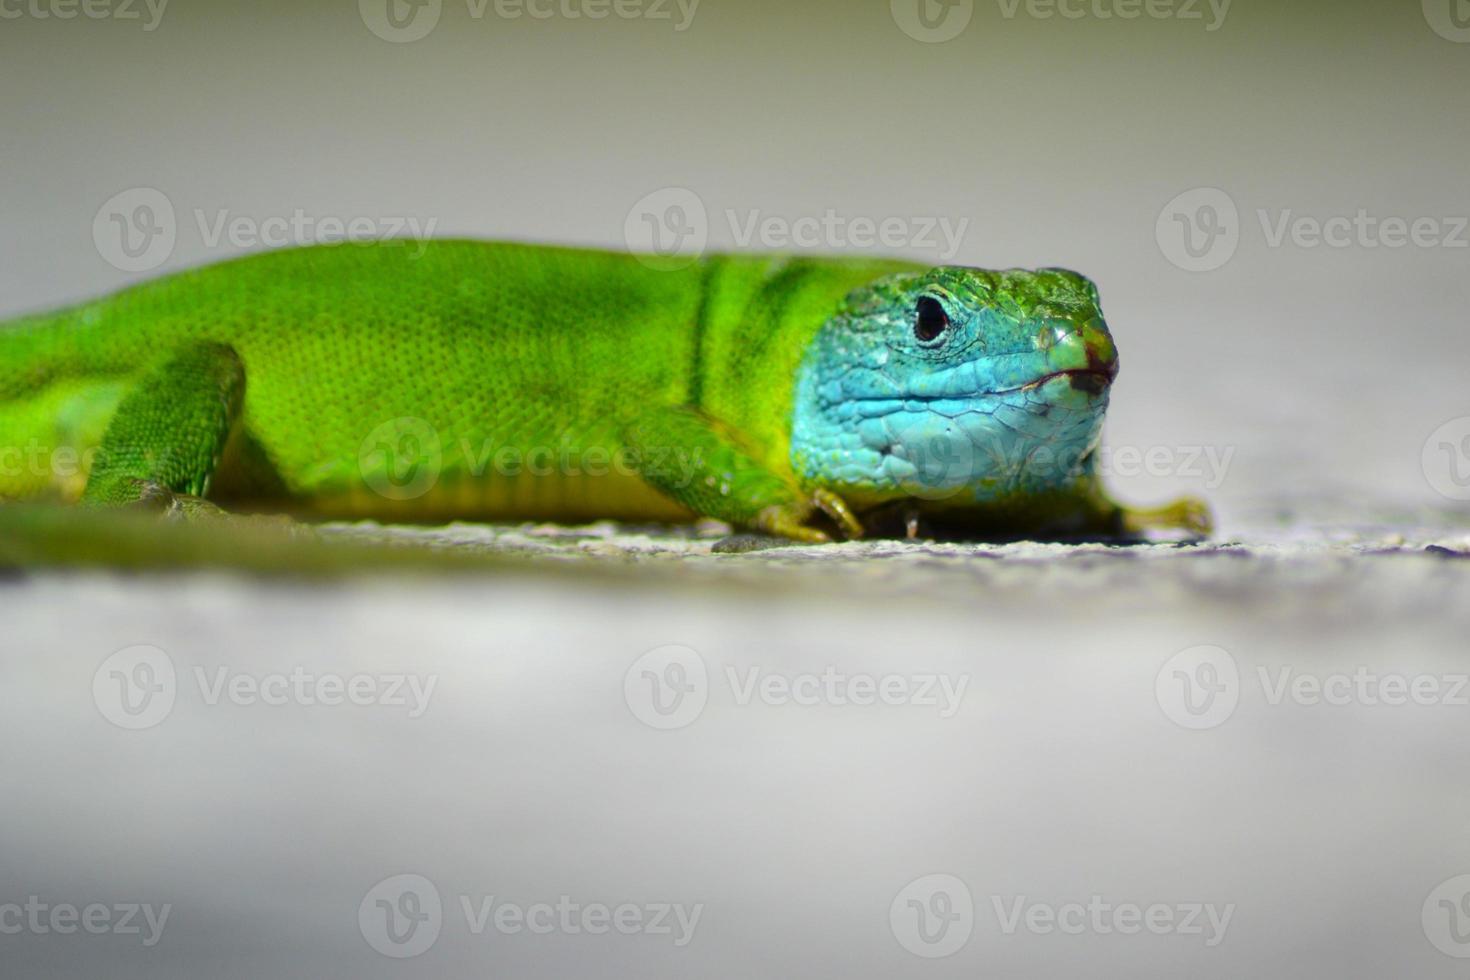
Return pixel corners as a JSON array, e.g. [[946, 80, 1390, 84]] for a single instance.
[[1018, 366, 1117, 396]]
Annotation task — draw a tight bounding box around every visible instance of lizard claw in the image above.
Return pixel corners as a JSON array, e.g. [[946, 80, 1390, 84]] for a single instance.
[[811, 488, 864, 540], [751, 490, 862, 544], [754, 503, 833, 544]]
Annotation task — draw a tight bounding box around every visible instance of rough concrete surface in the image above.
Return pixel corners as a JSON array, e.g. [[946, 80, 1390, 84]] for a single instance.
[[3, 499, 1469, 979]]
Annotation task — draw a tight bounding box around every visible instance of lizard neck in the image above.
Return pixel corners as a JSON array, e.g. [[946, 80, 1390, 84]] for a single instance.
[[692, 254, 923, 480]]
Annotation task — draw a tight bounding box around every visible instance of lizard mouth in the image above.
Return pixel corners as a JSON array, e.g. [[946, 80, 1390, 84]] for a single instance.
[[851, 360, 1119, 405], [1020, 366, 1117, 396], [854, 366, 1118, 404]]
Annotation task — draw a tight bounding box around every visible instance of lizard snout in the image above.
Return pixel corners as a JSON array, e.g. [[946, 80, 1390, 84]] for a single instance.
[[1035, 316, 1118, 396]]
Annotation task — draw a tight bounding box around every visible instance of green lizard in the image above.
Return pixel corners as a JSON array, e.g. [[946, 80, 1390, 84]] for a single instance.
[[0, 240, 1208, 543]]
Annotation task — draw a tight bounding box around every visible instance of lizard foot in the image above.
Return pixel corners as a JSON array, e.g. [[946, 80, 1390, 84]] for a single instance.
[[122, 479, 314, 539], [1120, 496, 1213, 539], [751, 490, 863, 544]]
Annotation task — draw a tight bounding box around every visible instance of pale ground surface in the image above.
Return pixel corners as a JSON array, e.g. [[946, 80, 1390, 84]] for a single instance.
[[3, 499, 1470, 979]]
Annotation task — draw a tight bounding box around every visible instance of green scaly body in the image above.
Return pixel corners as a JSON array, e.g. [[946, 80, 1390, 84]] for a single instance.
[[0, 240, 1208, 542]]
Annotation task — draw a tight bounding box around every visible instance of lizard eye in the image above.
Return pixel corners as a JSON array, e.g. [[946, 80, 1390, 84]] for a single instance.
[[914, 296, 949, 343]]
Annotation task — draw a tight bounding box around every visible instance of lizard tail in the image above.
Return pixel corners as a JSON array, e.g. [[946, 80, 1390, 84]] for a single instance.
[[0, 303, 131, 503]]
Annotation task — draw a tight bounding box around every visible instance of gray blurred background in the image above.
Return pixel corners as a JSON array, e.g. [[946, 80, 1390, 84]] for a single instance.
[[2, 0, 1469, 977], [3, 0, 1469, 520]]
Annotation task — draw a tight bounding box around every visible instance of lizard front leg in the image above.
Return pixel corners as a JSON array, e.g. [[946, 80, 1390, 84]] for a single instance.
[[81, 341, 245, 518], [624, 406, 861, 544]]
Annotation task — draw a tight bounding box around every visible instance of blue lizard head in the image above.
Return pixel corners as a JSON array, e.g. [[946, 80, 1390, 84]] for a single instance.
[[790, 266, 1118, 513]]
